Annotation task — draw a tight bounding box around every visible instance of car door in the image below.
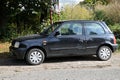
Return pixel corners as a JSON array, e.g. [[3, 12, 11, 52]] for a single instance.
[[47, 22, 85, 57], [84, 22, 106, 55]]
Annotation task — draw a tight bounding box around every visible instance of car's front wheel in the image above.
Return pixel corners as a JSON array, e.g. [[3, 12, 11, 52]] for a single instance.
[[26, 48, 45, 65], [97, 46, 112, 61]]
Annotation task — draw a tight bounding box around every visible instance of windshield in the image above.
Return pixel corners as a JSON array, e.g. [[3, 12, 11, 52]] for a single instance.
[[41, 22, 61, 36]]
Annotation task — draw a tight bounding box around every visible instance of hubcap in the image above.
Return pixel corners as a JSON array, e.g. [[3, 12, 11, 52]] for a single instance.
[[99, 47, 111, 60], [30, 51, 42, 64]]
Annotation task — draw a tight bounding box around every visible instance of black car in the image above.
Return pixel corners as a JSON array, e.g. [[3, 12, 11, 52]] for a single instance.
[[10, 20, 118, 65]]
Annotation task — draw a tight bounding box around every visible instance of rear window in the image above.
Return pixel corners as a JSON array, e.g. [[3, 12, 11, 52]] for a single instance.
[[101, 22, 113, 34], [84, 22, 105, 35]]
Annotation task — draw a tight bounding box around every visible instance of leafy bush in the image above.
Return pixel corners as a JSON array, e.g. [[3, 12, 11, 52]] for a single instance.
[[0, 19, 50, 42], [60, 5, 93, 20], [109, 24, 120, 39], [117, 39, 120, 49], [103, 1, 120, 24], [95, 1, 120, 25], [94, 10, 106, 20], [109, 24, 120, 50]]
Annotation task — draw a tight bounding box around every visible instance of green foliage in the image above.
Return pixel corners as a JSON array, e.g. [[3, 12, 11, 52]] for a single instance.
[[60, 5, 93, 20], [80, 0, 109, 12], [52, 13, 60, 22], [95, 0, 120, 25], [0, 19, 51, 42], [117, 39, 120, 49], [36, 19, 51, 32], [109, 24, 120, 33], [0, 0, 53, 41], [104, 2, 120, 24], [109, 24, 120, 39], [81, 0, 109, 6], [94, 10, 105, 20]]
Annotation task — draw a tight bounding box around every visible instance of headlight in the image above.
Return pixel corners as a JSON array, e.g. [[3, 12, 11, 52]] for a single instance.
[[14, 42, 20, 48]]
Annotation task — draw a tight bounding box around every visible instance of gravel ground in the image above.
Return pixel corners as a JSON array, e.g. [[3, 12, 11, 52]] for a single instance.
[[0, 53, 120, 80]]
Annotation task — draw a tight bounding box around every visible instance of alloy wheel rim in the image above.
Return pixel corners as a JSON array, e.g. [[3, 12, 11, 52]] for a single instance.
[[29, 51, 42, 64], [99, 47, 111, 60]]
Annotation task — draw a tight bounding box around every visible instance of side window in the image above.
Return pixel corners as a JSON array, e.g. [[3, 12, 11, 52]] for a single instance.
[[72, 23, 82, 35], [58, 23, 82, 35], [85, 23, 105, 35], [60, 23, 71, 35]]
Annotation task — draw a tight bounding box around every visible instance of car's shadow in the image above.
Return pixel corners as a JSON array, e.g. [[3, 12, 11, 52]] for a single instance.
[[0, 52, 99, 66], [45, 56, 99, 63]]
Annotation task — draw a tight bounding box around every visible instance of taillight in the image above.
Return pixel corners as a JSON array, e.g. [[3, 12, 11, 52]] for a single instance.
[[114, 36, 116, 44]]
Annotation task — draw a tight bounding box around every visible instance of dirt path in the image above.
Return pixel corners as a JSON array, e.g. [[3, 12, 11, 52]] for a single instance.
[[0, 53, 120, 80], [0, 53, 120, 71]]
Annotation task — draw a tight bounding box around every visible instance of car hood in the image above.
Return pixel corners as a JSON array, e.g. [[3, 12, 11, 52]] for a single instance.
[[14, 34, 45, 42]]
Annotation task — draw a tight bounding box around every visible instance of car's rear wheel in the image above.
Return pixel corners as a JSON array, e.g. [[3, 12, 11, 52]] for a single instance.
[[97, 46, 112, 61], [26, 48, 45, 65]]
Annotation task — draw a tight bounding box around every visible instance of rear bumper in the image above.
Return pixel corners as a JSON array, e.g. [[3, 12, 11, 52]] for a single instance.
[[112, 44, 118, 52], [9, 46, 27, 59]]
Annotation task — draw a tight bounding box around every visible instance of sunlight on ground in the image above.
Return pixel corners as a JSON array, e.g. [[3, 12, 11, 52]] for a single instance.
[[0, 42, 10, 53], [115, 49, 120, 54]]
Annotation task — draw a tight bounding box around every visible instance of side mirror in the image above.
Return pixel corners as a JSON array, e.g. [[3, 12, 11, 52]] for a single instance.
[[54, 31, 60, 36]]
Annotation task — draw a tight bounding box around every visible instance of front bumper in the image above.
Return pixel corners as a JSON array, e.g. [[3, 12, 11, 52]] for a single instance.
[[9, 46, 27, 59]]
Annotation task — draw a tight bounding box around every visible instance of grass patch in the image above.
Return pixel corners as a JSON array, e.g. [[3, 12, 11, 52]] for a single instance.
[[115, 49, 120, 54], [0, 42, 10, 52], [0, 42, 10, 58]]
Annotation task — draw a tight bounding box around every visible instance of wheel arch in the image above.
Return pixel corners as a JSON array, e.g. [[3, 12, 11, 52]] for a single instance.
[[25, 46, 47, 59], [97, 44, 114, 53]]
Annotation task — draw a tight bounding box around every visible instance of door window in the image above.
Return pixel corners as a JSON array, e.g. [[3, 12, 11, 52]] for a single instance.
[[85, 23, 105, 35], [58, 22, 82, 35]]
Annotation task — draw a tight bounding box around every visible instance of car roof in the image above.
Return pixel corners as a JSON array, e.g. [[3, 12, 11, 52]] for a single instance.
[[55, 20, 104, 23]]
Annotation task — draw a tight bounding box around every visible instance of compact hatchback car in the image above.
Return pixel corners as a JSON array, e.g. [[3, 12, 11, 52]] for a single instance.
[[10, 20, 118, 65]]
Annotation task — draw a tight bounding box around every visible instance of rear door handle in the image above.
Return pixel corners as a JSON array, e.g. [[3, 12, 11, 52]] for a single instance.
[[79, 39, 84, 42], [89, 38, 93, 41]]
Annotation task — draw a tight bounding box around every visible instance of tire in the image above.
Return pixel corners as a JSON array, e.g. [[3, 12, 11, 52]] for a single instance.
[[26, 48, 45, 65], [97, 46, 112, 61]]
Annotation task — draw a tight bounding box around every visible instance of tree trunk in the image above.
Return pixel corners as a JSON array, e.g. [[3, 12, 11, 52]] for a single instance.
[[0, 11, 7, 39], [16, 14, 21, 34]]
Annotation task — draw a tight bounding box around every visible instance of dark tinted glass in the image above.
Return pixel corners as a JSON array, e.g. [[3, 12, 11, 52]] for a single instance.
[[58, 22, 82, 35], [85, 23, 105, 35]]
